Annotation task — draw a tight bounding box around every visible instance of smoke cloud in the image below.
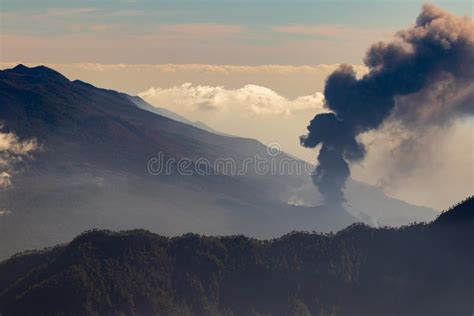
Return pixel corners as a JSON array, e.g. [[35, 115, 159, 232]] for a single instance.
[[301, 5, 474, 206]]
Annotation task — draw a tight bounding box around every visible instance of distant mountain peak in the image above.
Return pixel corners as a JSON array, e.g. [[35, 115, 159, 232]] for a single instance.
[[5, 64, 69, 82], [11, 64, 29, 72]]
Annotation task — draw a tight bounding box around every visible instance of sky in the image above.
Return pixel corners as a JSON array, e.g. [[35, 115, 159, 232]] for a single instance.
[[1, 0, 472, 64], [0, 1, 473, 209]]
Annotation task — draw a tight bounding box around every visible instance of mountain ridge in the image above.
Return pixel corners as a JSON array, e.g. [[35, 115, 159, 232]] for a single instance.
[[0, 197, 471, 315], [0, 65, 437, 260]]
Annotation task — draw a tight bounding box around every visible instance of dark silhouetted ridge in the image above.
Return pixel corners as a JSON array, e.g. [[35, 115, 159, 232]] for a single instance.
[[434, 196, 474, 226], [5, 64, 69, 82], [0, 198, 472, 316]]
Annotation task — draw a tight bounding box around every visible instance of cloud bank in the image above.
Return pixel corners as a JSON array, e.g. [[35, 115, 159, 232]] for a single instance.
[[139, 83, 325, 116], [0, 62, 367, 98]]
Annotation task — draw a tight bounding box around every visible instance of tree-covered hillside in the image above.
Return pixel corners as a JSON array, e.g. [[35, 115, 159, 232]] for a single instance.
[[0, 197, 472, 316]]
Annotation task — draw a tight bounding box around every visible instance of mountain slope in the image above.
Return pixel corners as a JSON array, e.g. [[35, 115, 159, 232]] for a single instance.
[[127, 84, 438, 227], [0, 197, 472, 316], [0, 65, 355, 259], [0, 65, 437, 260], [127, 94, 227, 135]]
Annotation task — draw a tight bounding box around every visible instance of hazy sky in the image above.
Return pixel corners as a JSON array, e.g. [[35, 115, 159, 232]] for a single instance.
[[1, 0, 471, 64]]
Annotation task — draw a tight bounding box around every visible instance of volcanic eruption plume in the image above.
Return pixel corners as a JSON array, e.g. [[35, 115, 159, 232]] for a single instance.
[[301, 5, 474, 206]]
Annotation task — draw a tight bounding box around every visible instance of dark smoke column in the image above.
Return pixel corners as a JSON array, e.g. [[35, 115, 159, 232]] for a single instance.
[[300, 110, 365, 206], [301, 5, 474, 207]]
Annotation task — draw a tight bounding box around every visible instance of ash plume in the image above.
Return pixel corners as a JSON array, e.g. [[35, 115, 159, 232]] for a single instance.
[[301, 5, 474, 206]]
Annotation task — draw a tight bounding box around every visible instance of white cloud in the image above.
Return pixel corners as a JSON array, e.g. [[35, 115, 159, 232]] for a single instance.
[[138, 83, 327, 182], [0, 172, 12, 189], [0, 208, 11, 217], [0, 130, 38, 189], [0, 132, 38, 155], [139, 83, 325, 116]]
